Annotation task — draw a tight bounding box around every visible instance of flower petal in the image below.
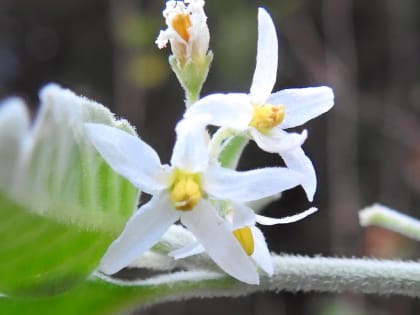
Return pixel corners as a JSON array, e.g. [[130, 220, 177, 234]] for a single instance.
[[281, 145, 316, 201], [184, 93, 252, 130], [256, 207, 318, 225], [100, 193, 179, 274], [250, 226, 273, 275], [250, 128, 307, 154], [246, 193, 282, 214], [181, 200, 259, 284], [231, 202, 256, 229], [268, 86, 334, 129], [85, 123, 167, 194], [204, 166, 303, 202], [250, 8, 278, 104], [169, 242, 204, 259], [171, 118, 210, 172]]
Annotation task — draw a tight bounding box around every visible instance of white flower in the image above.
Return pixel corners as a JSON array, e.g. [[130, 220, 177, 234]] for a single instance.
[[183, 8, 335, 201], [156, 0, 210, 65], [85, 119, 304, 284], [169, 203, 318, 276], [170, 225, 274, 275]]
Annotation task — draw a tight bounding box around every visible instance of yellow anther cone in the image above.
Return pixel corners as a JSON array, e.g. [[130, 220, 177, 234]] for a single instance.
[[249, 104, 285, 133], [233, 226, 254, 256], [170, 171, 202, 211]]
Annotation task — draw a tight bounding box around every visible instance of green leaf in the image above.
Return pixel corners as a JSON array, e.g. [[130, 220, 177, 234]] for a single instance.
[[0, 84, 139, 297], [0, 272, 233, 315]]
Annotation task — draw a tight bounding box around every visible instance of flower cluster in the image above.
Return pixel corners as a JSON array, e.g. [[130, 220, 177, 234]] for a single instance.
[[86, 2, 334, 284]]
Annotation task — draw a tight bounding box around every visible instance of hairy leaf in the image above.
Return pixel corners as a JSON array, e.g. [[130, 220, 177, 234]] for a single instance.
[[0, 84, 140, 296]]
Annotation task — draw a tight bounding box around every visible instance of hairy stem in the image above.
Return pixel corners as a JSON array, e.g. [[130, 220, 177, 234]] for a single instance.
[[359, 203, 420, 241], [265, 255, 420, 297], [216, 132, 249, 169], [104, 254, 420, 301]]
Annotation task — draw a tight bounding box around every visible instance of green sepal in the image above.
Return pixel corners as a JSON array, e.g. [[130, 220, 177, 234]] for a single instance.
[[169, 52, 213, 106]]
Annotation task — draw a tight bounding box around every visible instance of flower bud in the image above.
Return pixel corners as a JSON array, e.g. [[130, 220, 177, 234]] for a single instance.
[[156, 0, 210, 66]]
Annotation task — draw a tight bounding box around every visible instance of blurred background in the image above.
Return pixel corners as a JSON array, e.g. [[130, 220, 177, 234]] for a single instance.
[[1, 0, 420, 314]]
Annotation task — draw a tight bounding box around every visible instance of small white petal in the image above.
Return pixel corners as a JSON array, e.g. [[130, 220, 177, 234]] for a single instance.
[[169, 242, 204, 259], [231, 202, 256, 229], [250, 226, 273, 275], [250, 8, 278, 104], [187, 0, 210, 57], [85, 123, 167, 194], [281, 145, 316, 201], [184, 93, 253, 130], [155, 30, 170, 49], [181, 200, 259, 284], [204, 166, 303, 202], [256, 207, 318, 225], [171, 118, 210, 172], [100, 194, 179, 274], [268, 86, 335, 129], [250, 128, 307, 154]]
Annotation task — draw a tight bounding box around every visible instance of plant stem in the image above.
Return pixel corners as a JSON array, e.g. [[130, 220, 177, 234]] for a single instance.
[[102, 254, 420, 301], [215, 131, 249, 169], [359, 203, 420, 241], [265, 255, 420, 297]]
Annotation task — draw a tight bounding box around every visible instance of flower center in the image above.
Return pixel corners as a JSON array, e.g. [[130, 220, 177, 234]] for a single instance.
[[169, 170, 202, 211], [172, 13, 192, 42], [249, 104, 285, 133], [233, 226, 254, 256]]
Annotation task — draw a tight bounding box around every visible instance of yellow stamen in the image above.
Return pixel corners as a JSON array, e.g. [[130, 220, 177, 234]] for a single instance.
[[170, 170, 202, 211], [172, 13, 192, 42], [249, 104, 285, 133], [233, 227, 254, 256]]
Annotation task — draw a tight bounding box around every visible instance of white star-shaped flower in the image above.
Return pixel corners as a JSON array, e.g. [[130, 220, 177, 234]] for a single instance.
[[85, 119, 304, 284], [169, 202, 318, 276], [183, 8, 334, 201]]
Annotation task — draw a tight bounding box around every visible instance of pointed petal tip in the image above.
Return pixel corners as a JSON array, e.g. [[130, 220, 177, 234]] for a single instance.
[[250, 6, 278, 104], [309, 207, 318, 214], [258, 259, 274, 277], [303, 173, 316, 202], [246, 274, 260, 285], [307, 194, 314, 202], [320, 85, 335, 97], [318, 85, 335, 108], [250, 226, 273, 276], [256, 206, 318, 225], [234, 269, 260, 285], [169, 243, 204, 260], [305, 186, 315, 202], [98, 258, 124, 275], [257, 7, 271, 21]]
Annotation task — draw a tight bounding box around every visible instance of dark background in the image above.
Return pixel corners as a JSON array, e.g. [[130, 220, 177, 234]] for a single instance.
[[1, 0, 420, 314]]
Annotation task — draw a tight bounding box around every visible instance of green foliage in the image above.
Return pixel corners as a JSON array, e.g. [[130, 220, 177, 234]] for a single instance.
[[0, 272, 234, 315], [0, 85, 140, 297]]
